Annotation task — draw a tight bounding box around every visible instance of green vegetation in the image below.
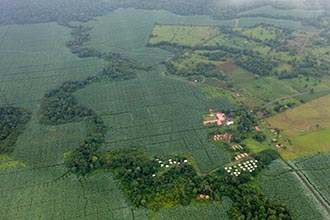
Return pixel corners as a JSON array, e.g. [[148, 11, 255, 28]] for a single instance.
[[293, 154, 330, 206], [149, 23, 330, 109], [0, 106, 30, 153], [266, 95, 330, 160], [155, 197, 232, 220], [149, 25, 220, 47], [66, 146, 291, 219], [262, 159, 329, 220], [2, 2, 330, 219]]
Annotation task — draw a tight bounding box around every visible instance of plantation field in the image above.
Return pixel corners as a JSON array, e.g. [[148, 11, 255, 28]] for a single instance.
[[155, 197, 232, 220], [85, 9, 235, 65], [0, 22, 103, 111], [75, 66, 233, 172], [239, 5, 324, 19], [293, 154, 330, 206], [261, 159, 328, 220], [0, 21, 141, 220], [149, 25, 220, 47]]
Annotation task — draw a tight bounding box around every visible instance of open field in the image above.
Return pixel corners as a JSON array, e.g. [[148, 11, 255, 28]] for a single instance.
[[267, 95, 330, 137], [261, 159, 329, 220], [149, 25, 220, 47], [266, 95, 330, 159]]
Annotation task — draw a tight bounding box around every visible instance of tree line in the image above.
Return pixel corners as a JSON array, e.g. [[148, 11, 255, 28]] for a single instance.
[[0, 106, 30, 153]]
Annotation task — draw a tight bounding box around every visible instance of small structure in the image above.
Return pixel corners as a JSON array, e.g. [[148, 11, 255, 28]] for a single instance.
[[235, 153, 249, 161], [231, 145, 244, 151], [255, 126, 261, 131], [203, 109, 226, 126], [213, 133, 232, 143]]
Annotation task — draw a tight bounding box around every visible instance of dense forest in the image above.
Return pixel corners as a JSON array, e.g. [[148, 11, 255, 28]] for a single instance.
[[0, 106, 30, 153]]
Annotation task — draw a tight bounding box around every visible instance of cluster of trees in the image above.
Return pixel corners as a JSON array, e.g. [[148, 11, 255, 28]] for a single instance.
[[0, 106, 30, 153], [65, 24, 103, 58], [236, 53, 280, 76], [39, 88, 93, 125], [65, 116, 106, 175], [166, 61, 224, 80], [101, 148, 199, 210], [83, 146, 292, 219]]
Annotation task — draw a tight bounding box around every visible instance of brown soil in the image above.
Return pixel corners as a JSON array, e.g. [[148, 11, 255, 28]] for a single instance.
[[214, 62, 239, 72]]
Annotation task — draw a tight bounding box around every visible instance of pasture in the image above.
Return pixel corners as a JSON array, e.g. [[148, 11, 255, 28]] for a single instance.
[[149, 25, 220, 47], [267, 95, 330, 137], [261, 159, 328, 220], [266, 95, 330, 159]]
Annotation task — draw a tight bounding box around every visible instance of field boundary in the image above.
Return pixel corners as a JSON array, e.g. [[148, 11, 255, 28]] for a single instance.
[[282, 159, 330, 215]]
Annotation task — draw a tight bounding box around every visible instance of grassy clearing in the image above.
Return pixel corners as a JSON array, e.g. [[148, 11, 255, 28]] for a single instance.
[[149, 25, 220, 47], [241, 138, 270, 153], [267, 95, 330, 137], [266, 95, 330, 160], [237, 25, 283, 42], [285, 129, 330, 160], [261, 159, 329, 220]]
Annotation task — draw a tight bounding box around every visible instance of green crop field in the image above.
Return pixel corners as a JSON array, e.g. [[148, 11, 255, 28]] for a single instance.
[[293, 154, 330, 206], [261, 159, 328, 220], [2, 4, 330, 220], [75, 66, 232, 172], [85, 9, 234, 66], [155, 197, 232, 220]]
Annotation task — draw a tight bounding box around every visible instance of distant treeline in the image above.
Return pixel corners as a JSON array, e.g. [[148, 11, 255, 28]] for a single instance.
[[4, 0, 326, 26]]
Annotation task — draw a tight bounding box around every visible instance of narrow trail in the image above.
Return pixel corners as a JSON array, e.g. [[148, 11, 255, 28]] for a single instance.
[[235, 18, 239, 28], [281, 159, 330, 215], [262, 88, 330, 108]]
